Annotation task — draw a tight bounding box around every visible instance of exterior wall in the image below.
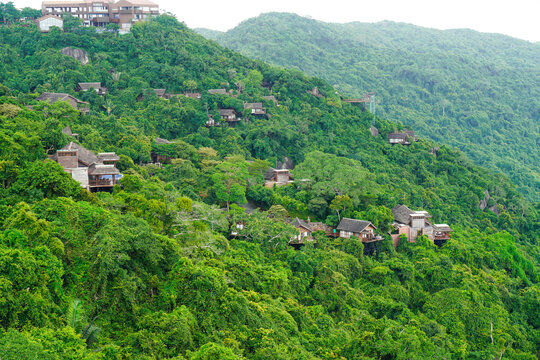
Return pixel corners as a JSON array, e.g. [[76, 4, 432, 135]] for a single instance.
[[392, 226, 411, 248], [275, 171, 290, 183], [38, 17, 63, 31], [57, 150, 78, 168], [411, 215, 425, 229]]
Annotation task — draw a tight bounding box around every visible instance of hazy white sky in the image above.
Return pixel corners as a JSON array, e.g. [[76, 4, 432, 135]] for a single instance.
[[15, 0, 540, 42]]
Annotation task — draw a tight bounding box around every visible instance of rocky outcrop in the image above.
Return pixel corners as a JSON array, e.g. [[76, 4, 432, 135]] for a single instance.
[[277, 157, 294, 170], [370, 126, 379, 137], [479, 190, 490, 210], [60, 47, 88, 65]]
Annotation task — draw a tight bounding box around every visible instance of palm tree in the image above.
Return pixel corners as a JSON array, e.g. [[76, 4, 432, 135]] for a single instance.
[[66, 299, 101, 347]]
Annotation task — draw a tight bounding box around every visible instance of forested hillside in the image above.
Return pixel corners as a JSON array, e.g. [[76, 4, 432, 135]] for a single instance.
[[198, 13, 540, 201], [0, 13, 539, 359]]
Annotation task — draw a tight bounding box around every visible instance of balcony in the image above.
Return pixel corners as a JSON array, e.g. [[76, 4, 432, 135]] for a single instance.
[[89, 178, 114, 187]]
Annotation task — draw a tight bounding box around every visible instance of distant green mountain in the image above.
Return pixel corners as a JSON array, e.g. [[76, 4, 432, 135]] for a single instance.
[[197, 13, 540, 201]]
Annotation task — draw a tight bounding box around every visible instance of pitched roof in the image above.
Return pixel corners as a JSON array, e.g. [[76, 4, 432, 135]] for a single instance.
[[218, 108, 236, 116], [244, 102, 263, 109], [77, 82, 101, 90], [391, 204, 413, 224], [291, 217, 312, 232], [388, 132, 408, 139], [36, 15, 63, 22], [97, 152, 120, 162], [154, 137, 172, 144], [36, 92, 87, 105], [88, 163, 121, 175], [208, 89, 227, 95], [57, 141, 98, 166], [336, 218, 375, 233], [153, 89, 166, 97]]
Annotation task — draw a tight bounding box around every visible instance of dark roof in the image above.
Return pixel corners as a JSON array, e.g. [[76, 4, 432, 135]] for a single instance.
[[154, 137, 172, 144], [36, 92, 86, 105], [391, 204, 413, 224], [88, 163, 120, 175], [336, 218, 375, 233], [264, 167, 276, 181], [403, 129, 415, 137], [388, 132, 408, 140], [97, 152, 120, 162], [244, 102, 263, 109], [218, 109, 236, 116], [56, 141, 98, 166], [77, 82, 101, 90], [208, 89, 227, 95], [153, 89, 166, 97], [291, 217, 312, 232]]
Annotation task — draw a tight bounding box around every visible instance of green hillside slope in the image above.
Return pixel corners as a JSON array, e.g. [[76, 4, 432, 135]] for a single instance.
[[198, 12, 540, 201], [0, 14, 539, 359]]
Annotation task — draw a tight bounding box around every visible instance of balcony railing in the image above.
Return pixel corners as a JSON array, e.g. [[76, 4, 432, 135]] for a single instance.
[[89, 179, 114, 187]]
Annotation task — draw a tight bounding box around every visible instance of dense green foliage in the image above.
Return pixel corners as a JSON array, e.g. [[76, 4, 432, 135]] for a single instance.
[[198, 13, 540, 201], [0, 12, 538, 359]]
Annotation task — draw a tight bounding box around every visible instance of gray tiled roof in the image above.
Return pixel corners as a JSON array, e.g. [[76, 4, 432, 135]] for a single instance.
[[336, 218, 374, 233]]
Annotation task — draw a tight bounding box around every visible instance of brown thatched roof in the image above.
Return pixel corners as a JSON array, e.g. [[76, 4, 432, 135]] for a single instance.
[[97, 152, 120, 162], [291, 217, 312, 232], [336, 218, 374, 233], [77, 82, 101, 91], [244, 102, 263, 110], [154, 137, 172, 144], [218, 109, 236, 116], [36, 92, 87, 105], [391, 205, 413, 224], [208, 89, 228, 95], [88, 163, 120, 175]]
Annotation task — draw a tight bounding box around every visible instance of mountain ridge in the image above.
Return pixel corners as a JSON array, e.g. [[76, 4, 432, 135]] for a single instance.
[[196, 12, 540, 201]]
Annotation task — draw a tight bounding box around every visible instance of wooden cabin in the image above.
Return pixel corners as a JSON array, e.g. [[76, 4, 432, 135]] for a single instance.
[[289, 217, 317, 249], [388, 129, 416, 145], [184, 92, 201, 99], [433, 224, 453, 246], [244, 102, 266, 115], [51, 142, 122, 192], [218, 109, 239, 124], [76, 82, 107, 95], [36, 92, 89, 113], [137, 89, 170, 101], [390, 204, 452, 247], [336, 218, 380, 242], [264, 168, 293, 188], [208, 89, 232, 96]]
